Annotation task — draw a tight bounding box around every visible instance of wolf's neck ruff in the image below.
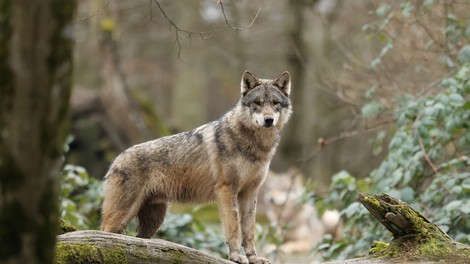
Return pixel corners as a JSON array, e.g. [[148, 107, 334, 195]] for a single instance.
[[101, 70, 292, 264]]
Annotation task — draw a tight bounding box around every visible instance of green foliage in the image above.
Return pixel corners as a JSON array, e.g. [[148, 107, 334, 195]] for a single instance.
[[316, 172, 386, 260], [156, 212, 227, 258], [317, 1, 470, 260], [60, 164, 102, 229], [317, 65, 470, 260]]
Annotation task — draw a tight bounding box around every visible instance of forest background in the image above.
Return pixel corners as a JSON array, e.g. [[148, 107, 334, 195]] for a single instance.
[[1, 0, 468, 263]]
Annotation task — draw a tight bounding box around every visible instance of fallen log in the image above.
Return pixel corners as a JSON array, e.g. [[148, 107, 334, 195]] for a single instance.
[[327, 193, 470, 263], [56, 230, 232, 264], [56, 194, 470, 263]]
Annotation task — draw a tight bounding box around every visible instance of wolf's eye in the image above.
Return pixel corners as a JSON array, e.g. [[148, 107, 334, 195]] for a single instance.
[[253, 101, 262, 106], [273, 101, 280, 106]]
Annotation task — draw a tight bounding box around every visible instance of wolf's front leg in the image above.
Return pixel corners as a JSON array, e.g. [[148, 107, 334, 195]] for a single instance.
[[239, 188, 271, 264], [217, 185, 249, 264]]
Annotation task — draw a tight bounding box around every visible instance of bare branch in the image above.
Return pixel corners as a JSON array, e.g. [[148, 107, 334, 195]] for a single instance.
[[300, 118, 395, 163], [219, 1, 260, 31], [74, 0, 109, 21], [418, 133, 439, 174], [150, 0, 260, 59]]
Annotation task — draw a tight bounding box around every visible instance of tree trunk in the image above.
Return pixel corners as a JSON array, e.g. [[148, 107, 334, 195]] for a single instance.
[[326, 194, 470, 263], [279, 0, 309, 166], [0, 0, 75, 263], [56, 231, 233, 264]]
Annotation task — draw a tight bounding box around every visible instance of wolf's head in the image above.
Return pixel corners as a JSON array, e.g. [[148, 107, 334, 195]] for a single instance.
[[240, 71, 292, 128]]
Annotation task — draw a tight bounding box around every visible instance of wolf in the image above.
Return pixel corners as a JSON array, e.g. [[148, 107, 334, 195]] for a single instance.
[[100, 70, 292, 264], [261, 169, 342, 253]]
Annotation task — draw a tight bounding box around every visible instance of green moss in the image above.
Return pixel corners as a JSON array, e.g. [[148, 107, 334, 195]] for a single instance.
[[369, 241, 390, 255], [56, 243, 101, 264], [161, 247, 185, 264], [418, 239, 449, 261], [364, 196, 381, 208], [361, 194, 470, 262], [58, 219, 78, 235], [101, 247, 128, 263], [369, 235, 470, 262], [55, 243, 130, 264]]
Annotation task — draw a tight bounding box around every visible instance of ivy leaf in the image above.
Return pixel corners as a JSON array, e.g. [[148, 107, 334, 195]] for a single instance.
[[375, 4, 390, 17], [400, 1, 414, 17], [449, 93, 464, 107], [361, 102, 384, 118], [444, 200, 462, 211], [460, 201, 470, 214], [458, 45, 470, 64]]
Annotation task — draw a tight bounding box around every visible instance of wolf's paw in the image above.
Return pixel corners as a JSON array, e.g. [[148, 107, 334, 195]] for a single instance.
[[229, 253, 249, 264], [248, 255, 271, 264]]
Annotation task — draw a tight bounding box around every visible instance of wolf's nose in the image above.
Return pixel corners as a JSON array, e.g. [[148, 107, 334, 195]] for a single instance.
[[264, 117, 274, 126]]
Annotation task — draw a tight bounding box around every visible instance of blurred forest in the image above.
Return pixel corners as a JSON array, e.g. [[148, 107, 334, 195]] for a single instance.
[[70, 0, 389, 186], [62, 0, 469, 263]]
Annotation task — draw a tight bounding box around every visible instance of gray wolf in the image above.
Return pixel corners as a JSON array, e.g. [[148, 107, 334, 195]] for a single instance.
[[100, 70, 292, 264], [261, 169, 342, 253]]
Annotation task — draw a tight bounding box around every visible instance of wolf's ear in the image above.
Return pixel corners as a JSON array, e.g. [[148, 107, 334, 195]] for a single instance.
[[272, 71, 291, 97], [241, 70, 260, 95]]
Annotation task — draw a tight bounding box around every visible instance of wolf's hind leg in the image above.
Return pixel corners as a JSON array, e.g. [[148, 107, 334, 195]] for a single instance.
[[136, 199, 168, 238], [101, 178, 146, 234]]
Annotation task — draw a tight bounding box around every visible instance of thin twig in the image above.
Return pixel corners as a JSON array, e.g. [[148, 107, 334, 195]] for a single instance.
[[300, 118, 395, 163], [150, 0, 260, 59], [418, 135, 439, 174], [143, 0, 154, 28], [74, 0, 109, 21], [219, 1, 260, 31]]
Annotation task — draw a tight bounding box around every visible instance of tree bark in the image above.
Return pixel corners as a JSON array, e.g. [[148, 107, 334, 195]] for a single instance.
[[280, 0, 309, 165], [0, 0, 75, 263], [56, 231, 233, 264], [326, 193, 470, 263]]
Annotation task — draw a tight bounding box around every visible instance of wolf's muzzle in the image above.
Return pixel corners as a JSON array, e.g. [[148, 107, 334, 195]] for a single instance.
[[264, 117, 274, 127]]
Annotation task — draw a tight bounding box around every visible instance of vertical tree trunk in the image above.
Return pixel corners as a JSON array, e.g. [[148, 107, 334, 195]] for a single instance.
[[171, 1, 208, 131], [0, 0, 75, 263], [279, 0, 310, 164]]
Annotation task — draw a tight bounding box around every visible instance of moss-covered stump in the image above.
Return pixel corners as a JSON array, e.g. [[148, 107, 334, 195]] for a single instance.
[[58, 219, 78, 235], [357, 193, 470, 263], [56, 230, 233, 264]]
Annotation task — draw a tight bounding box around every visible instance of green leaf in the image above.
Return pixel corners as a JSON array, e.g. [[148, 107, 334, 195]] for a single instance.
[[400, 187, 414, 203], [462, 178, 470, 190], [375, 4, 390, 17], [444, 200, 462, 211], [400, 1, 414, 17], [461, 202, 470, 214], [361, 102, 384, 118], [364, 85, 378, 100], [449, 93, 465, 107], [458, 45, 470, 64], [342, 202, 361, 218], [423, 0, 434, 7], [371, 58, 381, 69]]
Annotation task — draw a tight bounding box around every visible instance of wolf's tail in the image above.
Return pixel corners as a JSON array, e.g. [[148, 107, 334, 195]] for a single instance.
[[136, 198, 168, 238]]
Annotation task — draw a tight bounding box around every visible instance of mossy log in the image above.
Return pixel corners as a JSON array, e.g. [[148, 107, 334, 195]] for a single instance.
[[328, 193, 470, 263], [56, 230, 233, 264]]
